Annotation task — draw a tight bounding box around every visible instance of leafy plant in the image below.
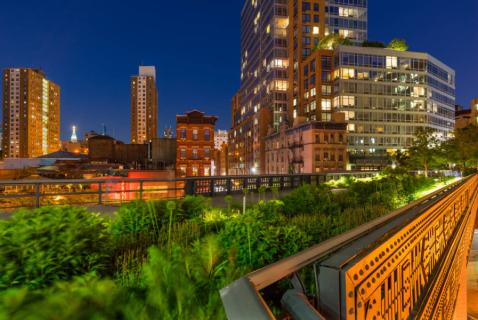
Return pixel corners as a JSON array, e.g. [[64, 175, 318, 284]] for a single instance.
[[219, 206, 310, 268], [387, 38, 409, 51], [0, 206, 111, 289]]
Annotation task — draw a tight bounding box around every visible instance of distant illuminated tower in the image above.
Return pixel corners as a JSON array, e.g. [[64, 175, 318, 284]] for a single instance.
[[2, 68, 60, 158], [131, 66, 158, 144], [71, 125, 78, 143]]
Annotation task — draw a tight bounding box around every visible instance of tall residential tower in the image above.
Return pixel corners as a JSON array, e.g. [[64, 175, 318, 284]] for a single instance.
[[2, 68, 60, 158], [131, 66, 158, 144], [229, 0, 369, 174]]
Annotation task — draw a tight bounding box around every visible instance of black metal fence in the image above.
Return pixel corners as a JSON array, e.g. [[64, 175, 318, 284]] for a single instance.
[[0, 172, 377, 210]]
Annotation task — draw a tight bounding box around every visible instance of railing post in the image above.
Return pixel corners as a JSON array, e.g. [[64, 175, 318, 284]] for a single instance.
[[280, 176, 284, 191], [35, 183, 41, 208], [98, 182, 103, 205], [226, 178, 232, 195], [210, 179, 215, 197], [185, 179, 195, 196]]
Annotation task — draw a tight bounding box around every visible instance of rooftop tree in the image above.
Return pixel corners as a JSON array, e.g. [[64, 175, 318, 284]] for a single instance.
[[387, 38, 409, 51]]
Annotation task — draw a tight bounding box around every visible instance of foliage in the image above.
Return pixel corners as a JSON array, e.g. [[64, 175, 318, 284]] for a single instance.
[[362, 40, 385, 48], [0, 275, 134, 320], [0, 207, 111, 290], [406, 127, 444, 177], [180, 196, 210, 220], [281, 184, 338, 217], [0, 170, 460, 318], [442, 125, 478, 172], [387, 38, 409, 51], [219, 204, 310, 269], [140, 237, 243, 320], [316, 33, 352, 50]]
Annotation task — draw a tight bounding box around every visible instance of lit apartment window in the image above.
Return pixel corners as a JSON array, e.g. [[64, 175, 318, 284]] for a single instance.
[[192, 166, 199, 176], [180, 148, 186, 159], [179, 166, 187, 177], [192, 148, 198, 159], [204, 166, 210, 177], [192, 129, 198, 140]]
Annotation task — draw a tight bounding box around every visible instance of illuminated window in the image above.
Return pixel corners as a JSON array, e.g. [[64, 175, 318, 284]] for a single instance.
[[204, 166, 210, 177], [192, 166, 199, 176], [313, 26, 319, 35], [192, 129, 198, 140], [321, 99, 332, 111], [386, 56, 398, 69], [340, 68, 355, 79]]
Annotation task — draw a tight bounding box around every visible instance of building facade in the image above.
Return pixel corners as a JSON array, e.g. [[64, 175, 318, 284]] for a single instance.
[[265, 114, 348, 174], [333, 46, 455, 169], [2, 68, 60, 158], [455, 99, 478, 129], [176, 110, 217, 177], [131, 66, 158, 144], [215, 130, 228, 150], [230, 0, 368, 174]]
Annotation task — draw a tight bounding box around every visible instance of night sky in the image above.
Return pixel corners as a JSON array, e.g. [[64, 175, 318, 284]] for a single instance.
[[0, 0, 476, 142]]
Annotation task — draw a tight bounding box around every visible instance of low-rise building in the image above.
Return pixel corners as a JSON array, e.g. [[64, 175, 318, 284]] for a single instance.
[[265, 114, 348, 174], [455, 99, 478, 129], [176, 110, 217, 177]]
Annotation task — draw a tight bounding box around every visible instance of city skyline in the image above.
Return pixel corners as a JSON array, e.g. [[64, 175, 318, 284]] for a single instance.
[[0, 0, 476, 142]]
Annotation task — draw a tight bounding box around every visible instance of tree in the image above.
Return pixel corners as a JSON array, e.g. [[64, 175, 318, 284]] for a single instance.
[[316, 33, 352, 50], [392, 149, 409, 168], [443, 125, 478, 173], [387, 38, 409, 51], [407, 127, 443, 177]]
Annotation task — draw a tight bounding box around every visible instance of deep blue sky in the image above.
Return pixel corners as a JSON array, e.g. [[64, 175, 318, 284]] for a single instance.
[[1, 0, 477, 142]]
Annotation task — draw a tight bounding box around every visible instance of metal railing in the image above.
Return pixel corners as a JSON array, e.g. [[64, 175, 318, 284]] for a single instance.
[[220, 175, 478, 320], [0, 171, 377, 210]]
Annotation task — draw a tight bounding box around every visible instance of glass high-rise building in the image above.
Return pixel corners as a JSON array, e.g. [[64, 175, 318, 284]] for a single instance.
[[230, 0, 368, 175], [333, 45, 455, 168], [300, 45, 455, 169]]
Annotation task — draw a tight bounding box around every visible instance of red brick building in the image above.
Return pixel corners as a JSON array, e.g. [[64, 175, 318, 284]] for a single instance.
[[176, 110, 217, 177]]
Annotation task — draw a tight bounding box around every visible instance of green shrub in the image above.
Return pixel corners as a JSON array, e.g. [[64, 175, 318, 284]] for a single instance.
[[141, 237, 243, 320], [0, 275, 134, 320], [281, 184, 338, 217], [0, 206, 111, 290], [180, 196, 210, 220], [219, 206, 310, 269]]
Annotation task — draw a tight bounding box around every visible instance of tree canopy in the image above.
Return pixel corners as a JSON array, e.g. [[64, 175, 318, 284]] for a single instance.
[[406, 127, 442, 177], [387, 38, 409, 51], [316, 34, 352, 50]]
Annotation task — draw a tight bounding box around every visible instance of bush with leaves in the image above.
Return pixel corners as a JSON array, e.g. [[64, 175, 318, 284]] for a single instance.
[[0, 275, 136, 320], [219, 204, 310, 269], [0, 206, 111, 290], [140, 237, 244, 320], [281, 184, 339, 217], [180, 196, 210, 220]]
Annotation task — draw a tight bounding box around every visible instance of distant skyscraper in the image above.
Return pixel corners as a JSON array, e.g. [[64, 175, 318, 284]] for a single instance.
[[2, 68, 60, 158], [131, 66, 158, 144], [215, 130, 228, 150], [71, 125, 78, 143]]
